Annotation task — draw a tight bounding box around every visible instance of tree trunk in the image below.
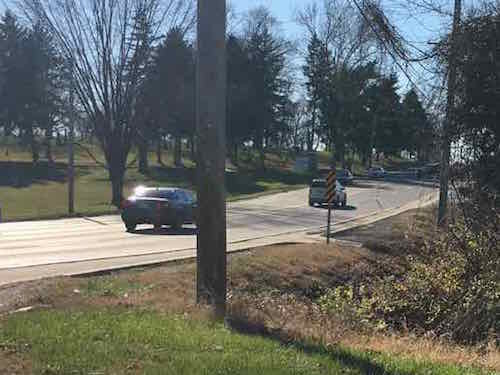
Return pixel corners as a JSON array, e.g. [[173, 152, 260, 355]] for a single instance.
[[26, 127, 39, 164], [109, 158, 125, 207], [233, 143, 238, 165], [254, 134, 265, 170], [138, 138, 149, 174], [335, 132, 345, 169], [307, 104, 316, 152], [110, 172, 124, 208], [157, 138, 163, 165], [338, 143, 346, 169], [104, 140, 128, 208], [361, 150, 367, 167], [45, 127, 54, 166], [259, 149, 266, 170], [190, 135, 196, 162], [174, 135, 182, 167]]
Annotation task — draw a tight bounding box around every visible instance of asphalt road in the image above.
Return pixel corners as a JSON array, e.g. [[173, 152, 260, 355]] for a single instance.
[[0, 180, 436, 285]]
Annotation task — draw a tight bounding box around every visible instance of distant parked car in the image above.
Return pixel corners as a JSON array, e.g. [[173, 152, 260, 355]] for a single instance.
[[309, 179, 347, 207], [422, 163, 440, 177], [121, 187, 197, 232], [367, 167, 386, 178], [337, 169, 354, 185]]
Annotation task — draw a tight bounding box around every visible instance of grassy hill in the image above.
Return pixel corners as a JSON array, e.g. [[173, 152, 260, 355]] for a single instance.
[[0, 141, 311, 221]]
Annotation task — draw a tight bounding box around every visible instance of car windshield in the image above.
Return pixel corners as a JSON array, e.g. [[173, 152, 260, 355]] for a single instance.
[[136, 189, 177, 200], [311, 180, 326, 188], [178, 190, 197, 203]]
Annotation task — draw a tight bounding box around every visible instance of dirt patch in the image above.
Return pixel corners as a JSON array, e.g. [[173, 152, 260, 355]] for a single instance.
[[0, 344, 32, 374], [0, 278, 77, 315]]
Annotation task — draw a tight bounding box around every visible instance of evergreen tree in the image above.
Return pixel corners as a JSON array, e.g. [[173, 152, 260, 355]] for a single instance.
[[226, 34, 252, 164], [401, 89, 433, 161], [150, 28, 195, 167], [303, 34, 330, 152], [452, 6, 500, 190], [368, 74, 404, 157], [0, 11, 28, 138], [243, 6, 292, 169], [23, 23, 64, 163]]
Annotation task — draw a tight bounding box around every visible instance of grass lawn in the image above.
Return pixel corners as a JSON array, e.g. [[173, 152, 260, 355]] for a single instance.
[[1, 309, 491, 375], [0, 142, 310, 221]]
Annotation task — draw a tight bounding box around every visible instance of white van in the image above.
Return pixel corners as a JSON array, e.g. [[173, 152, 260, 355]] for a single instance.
[[308, 179, 347, 207]]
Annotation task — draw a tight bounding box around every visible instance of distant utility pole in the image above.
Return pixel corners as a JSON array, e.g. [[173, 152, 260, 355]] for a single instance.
[[68, 62, 75, 215], [438, 0, 462, 226], [196, 0, 227, 317]]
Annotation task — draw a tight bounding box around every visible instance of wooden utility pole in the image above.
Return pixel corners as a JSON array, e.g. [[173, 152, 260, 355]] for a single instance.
[[196, 0, 227, 317], [68, 63, 75, 215], [438, 0, 462, 226]]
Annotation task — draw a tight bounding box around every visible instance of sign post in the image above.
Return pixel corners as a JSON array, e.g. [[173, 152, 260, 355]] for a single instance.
[[326, 170, 336, 244]]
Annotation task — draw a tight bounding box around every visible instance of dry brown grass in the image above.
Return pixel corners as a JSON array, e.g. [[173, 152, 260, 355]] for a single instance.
[[228, 288, 500, 372], [0, 345, 32, 374], [0, 356, 33, 375]]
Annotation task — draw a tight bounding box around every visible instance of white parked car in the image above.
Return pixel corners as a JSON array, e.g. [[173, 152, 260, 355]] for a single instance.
[[308, 179, 347, 207], [367, 167, 386, 178]]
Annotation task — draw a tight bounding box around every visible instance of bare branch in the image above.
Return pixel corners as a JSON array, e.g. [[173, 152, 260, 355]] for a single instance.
[[74, 142, 108, 169]]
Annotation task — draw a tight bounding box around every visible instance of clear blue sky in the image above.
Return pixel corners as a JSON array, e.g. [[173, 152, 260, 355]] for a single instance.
[[232, 0, 457, 94], [231, 0, 451, 43]]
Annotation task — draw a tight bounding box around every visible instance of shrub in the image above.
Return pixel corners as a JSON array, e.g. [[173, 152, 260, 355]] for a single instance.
[[319, 203, 499, 345]]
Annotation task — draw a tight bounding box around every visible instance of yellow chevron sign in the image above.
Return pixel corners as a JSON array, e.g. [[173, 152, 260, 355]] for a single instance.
[[326, 170, 336, 204]]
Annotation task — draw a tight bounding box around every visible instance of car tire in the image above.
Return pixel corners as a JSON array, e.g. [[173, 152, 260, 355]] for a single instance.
[[154, 223, 162, 231], [309, 200, 314, 207], [172, 218, 183, 230], [342, 198, 347, 207], [125, 222, 136, 232]]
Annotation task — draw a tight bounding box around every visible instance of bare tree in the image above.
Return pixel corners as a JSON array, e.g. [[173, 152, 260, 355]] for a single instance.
[[297, 0, 376, 67], [17, 0, 195, 206]]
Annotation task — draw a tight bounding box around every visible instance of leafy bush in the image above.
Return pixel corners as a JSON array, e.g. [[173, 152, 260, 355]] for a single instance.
[[319, 204, 499, 345]]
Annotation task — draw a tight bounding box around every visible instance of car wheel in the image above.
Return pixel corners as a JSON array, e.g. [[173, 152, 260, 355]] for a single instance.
[[125, 222, 136, 232], [154, 223, 162, 231], [172, 218, 183, 230], [309, 200, 314, 207], [342, 198, 347, 207]]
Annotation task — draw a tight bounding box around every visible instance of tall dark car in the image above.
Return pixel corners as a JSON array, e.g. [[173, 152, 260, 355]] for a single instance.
[[121, 187, 197, 232], [367, 166, 386, 178], [337, 169, 354, 185]]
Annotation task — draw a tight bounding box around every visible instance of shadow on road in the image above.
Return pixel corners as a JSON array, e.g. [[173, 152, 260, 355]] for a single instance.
[[354, 176, 438, 189], [314, 205, 357, 211], [131, 227, 197, 236], [350, 181, 391, 190], [335, 205, 357, 211]]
